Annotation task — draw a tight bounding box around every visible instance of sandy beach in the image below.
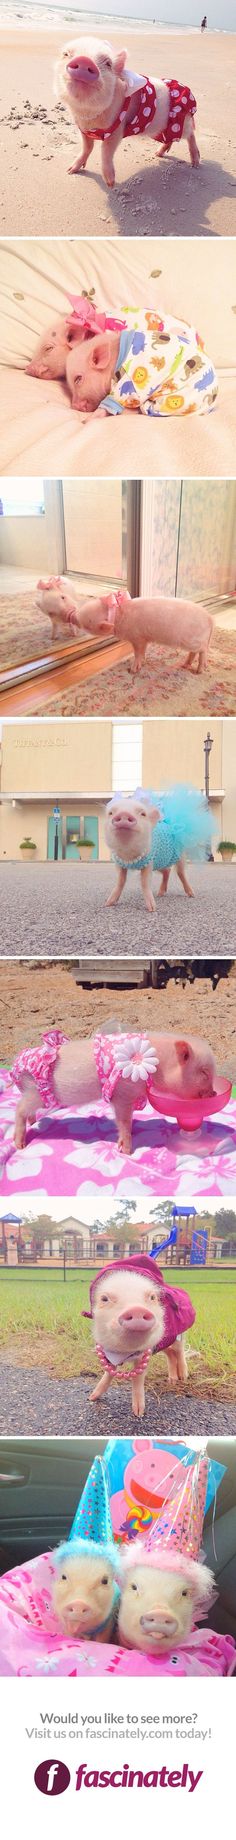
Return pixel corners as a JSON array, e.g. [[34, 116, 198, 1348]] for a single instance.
[[0, 25, 235, 235]]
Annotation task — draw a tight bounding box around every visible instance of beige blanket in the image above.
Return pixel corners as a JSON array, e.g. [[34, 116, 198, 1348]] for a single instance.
[[0, 237, 235, 476]]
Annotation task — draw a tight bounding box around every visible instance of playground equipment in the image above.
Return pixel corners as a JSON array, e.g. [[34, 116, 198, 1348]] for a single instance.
[[150, 1203, 212, 1268], [0, 1211, 22, 1264]]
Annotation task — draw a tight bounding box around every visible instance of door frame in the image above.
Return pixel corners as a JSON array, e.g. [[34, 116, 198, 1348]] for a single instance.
[[0, 484, 141, 695]]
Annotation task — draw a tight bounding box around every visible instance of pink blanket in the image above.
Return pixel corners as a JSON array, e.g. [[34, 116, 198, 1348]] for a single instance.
[[0, 1553, 234, 1676], [0, 1072, 236, 1197]]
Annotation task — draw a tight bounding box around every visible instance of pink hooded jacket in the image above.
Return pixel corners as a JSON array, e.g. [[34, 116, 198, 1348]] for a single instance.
[[82, 1253, 195, 1353]]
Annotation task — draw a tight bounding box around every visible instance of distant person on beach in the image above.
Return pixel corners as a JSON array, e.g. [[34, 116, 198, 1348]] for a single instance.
[[201, 15, 207, 29]]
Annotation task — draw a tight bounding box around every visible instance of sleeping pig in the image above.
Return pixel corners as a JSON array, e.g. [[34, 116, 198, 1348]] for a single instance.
[[118, 1547, 215, 1653], [52, 1536, 119, 1641], [36, 576, 80, 638], [26, 318, 71, 380], [27, 311, 217, 421], [11, 1026, 217, 1159], [55, 38, 200, 189], [85, 1255, 196, 1418]]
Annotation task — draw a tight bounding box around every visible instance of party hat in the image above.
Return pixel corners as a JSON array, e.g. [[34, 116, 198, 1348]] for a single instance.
[[68, 1455, 114, 1549], [119, 1449, 216, 1621], [144, 1448, 209, 1564]]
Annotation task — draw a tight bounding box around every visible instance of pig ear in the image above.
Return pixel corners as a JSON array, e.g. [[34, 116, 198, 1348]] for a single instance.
[[91, 336, 111, 372], [149, 805, 161, 826], [113, 48, 127, 74], [133, 1438, 151, 1453], [175, 1039, 193, 1066]]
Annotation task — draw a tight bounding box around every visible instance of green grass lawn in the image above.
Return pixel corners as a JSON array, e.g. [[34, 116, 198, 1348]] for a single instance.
[[0, 1267, 235, 1399]]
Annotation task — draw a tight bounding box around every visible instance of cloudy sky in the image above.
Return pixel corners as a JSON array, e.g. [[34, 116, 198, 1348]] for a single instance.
[[13, 1196, 235, 1224]]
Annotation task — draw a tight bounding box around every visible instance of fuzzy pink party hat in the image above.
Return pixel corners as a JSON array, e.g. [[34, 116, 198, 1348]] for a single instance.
[[121, 1450, 216, 1617]]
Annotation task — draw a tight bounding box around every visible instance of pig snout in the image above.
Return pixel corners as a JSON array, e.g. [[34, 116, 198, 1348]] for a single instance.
[[67, 56, 100, 82], [66, 1598, 89, 1616], [62, 1597, 91, 1630], [118, 1307, 155, 1329], [140, 1612, 178, 1636], [112, 814, 136, 830]]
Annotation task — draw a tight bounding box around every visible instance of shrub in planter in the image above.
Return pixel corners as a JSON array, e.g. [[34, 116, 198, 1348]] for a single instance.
[[20, 837, 37, 859], [72, 837, 94, 859], [217, 841, 236, 862]]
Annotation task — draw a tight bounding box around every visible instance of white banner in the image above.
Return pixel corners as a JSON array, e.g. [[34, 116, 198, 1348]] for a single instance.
[[1, 1675, 234, 1836]]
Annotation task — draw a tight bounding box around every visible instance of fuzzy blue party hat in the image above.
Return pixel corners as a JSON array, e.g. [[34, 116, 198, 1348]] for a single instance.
[[68, 1455, 114, 1549]]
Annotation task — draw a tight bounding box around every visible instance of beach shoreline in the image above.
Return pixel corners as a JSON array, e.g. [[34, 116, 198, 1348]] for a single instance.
[[1, 13, 231, 30]]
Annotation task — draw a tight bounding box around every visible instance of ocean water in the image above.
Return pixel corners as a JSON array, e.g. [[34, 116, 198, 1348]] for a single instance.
[[1, 1, 235, 27]]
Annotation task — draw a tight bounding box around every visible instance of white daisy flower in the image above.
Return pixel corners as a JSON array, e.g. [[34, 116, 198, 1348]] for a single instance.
[[114, 1035, 158, 1084]]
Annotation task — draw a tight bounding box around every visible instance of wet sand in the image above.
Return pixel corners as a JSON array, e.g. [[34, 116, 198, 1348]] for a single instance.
[[0, 25, 235, 235]]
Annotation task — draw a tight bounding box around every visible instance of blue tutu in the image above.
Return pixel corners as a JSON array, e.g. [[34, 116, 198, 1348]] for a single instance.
[[134, 786, 217, 870]]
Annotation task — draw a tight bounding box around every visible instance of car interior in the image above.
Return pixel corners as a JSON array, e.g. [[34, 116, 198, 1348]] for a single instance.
[[0, 1437, 235, 1644]]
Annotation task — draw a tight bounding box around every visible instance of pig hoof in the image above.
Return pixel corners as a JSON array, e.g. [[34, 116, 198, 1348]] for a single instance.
[[133, 1401, 145, 1418], [118, 1135, 131, 1156], [69, 160, 86, 175], [145, 896, 156, 914]]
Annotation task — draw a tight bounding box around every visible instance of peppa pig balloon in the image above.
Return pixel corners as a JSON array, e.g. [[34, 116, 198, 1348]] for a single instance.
[[109, 1440, 190, 1543]]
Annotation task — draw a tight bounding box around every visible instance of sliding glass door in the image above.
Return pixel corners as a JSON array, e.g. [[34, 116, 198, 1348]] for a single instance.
[[62, 480, 128, 592], [146, 481, 236, 605]]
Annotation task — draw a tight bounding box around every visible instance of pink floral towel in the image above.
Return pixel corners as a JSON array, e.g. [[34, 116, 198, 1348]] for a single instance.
[[0, 1070, 236, 1199]]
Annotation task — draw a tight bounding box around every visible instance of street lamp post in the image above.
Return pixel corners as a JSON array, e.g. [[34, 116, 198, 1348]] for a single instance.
[[204, 732, 213, 801], [53, 804, 61, 862]]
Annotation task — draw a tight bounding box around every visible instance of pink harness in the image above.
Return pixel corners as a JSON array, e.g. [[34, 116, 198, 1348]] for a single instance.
[[86, 75, 196, 148]]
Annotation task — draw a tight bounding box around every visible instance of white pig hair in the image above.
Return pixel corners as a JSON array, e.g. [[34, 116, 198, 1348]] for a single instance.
[[119, 1545, 216, 1621], [53, 1535, 121, 1581]]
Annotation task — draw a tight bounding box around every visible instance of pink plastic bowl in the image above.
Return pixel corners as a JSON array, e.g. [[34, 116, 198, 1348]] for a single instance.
[[146, 1074, 232, 1132]]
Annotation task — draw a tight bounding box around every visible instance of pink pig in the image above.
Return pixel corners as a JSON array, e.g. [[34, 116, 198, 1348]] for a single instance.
[[85, 1257, 195, 1418], [36, 577, 80, 639], [11, 1028, 217, 1160], [79, 587, 213, 675], [54, 38, 200, 190]]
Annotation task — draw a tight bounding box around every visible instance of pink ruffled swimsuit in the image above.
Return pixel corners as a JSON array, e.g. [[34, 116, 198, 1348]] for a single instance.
[[11, 1029, 157, 1113], [94, 1031, 158, 1106], [11, 1031, 68, 1110]]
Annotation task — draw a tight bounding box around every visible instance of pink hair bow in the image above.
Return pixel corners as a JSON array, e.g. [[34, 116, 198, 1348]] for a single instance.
[[37, 576, 62, 590], [67, 293, 126, 334]]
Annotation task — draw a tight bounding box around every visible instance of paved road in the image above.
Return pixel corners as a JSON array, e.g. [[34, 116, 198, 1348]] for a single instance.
[[0, 1362, 234, 1436], [0, 861, 235, 958]]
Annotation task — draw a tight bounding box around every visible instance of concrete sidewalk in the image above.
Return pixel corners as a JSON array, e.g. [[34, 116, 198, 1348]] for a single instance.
[[0, 860, 235, 958]]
